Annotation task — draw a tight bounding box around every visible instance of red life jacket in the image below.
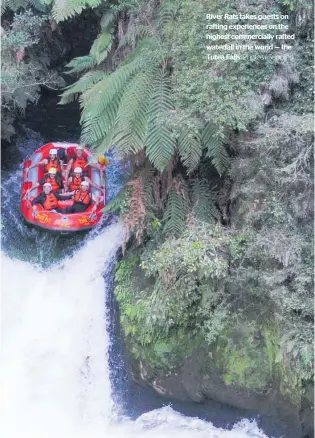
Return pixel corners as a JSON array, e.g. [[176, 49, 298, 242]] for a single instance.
[[71, 156, 87, 171], [43, 193, 59, 210], [69, 176, 83, 192], [74, 190, 91, 205], [45, 158, 61, 173], [44, 176, 60, 192]]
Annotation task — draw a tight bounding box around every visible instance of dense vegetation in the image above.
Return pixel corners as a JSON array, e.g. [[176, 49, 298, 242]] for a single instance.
[[2, 0, 313, 414]]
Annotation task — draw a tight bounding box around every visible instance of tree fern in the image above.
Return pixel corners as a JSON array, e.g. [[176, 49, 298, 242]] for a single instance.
[[155, 0, 181, 36], [90, 29, 114, 65], [80, 56, 144, 145], [190, 179, 219, 222], [59, 70, 107, 104], [163, 178, 189, 236], [64, 55, 97, 75], [51, 0, 102, 23], [117, 23, 152, 52], [112, 69, 156, 156], [178, 129, 202, 174], [201, 123, 229, 176], [146, 71, 176, 171]]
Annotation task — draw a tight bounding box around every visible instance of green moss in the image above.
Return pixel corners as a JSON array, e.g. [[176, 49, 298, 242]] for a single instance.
[[263, 324, 281, 373], [215, 324, 271, 391], [131, 331, 204, 374], [263, 324, 302, 407]]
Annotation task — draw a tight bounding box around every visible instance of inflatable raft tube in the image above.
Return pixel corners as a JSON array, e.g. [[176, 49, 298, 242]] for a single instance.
[[21, 142, 105, 232]]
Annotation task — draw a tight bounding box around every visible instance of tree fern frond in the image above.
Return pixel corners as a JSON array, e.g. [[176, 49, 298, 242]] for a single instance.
[[190, 179, 219, 222], [2, 0, 49, 12], [100, 10, 116, 30], [178, 130, 202, 173], [52, 0, 102, 23], [80, 56, 144, 145], [80, 93, 121, 145], [112, 69, 156, 156], [201, 123, 229, 176], [65, 55, 96, 74], [59, 71, 107, 104], [117, 24, 152, 51], [143, 174, 157, 220], [163, 185, 188, 236], [155, 0, 181, 36], [146, 71, 176, 171], [92, 123, 118, 155], [90, 30, 114, 65]]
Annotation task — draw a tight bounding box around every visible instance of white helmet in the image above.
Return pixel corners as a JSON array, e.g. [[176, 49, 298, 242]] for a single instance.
[[74, 167, 82, 173], [81, 181, 89, 188], [43, 183, 52, 189], [49, 148, 57, 155]]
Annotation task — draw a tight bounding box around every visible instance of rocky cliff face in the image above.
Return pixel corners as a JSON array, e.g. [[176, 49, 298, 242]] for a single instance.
[[129, 329, 313, 438]]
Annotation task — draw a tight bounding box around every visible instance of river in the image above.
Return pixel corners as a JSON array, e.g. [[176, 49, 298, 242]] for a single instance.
[[0, 94, 290, 438]]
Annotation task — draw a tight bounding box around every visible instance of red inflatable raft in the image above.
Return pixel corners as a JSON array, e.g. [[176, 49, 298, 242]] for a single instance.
[[21, 142, 105, 232]]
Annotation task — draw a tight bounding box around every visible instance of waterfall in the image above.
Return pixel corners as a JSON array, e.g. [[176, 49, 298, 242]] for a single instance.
[[0, 224, 270, 438]]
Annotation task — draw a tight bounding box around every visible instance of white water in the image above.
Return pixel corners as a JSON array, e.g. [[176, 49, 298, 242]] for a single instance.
[[0, 222, 271, 438]]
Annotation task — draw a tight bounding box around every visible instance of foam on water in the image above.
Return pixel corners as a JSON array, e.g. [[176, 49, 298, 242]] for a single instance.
[[0, 223, 271, 438]]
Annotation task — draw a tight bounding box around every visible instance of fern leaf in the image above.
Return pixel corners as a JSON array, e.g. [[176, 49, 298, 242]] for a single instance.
[[59, 71, 107, 104], [112, 69, 156, 156], [80, 56, 143, 145], [163, 179, 189, 236], [90, 30, 114, 65], [201, 123, 229, 176], [65, 55, 96, 74], [163, 189, 188, 236], [178, 130, 202, 173], [190, 179, 219, 222], [100, 10, 116, 30], [52, 0, 102, 23], [146, 72, 176, 171]]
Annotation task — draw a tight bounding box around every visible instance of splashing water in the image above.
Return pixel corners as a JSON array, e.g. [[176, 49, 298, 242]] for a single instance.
[[0, 222, 271, 438]]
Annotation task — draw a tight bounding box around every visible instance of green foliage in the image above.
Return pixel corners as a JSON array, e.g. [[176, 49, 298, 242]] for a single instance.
[[216, 324, 271, 391], [2, 9, 48, 50], [201, 123, 229, 176], [228, 113, 314, 384], [171, 0, 274, 134], [60, 0, 229, 177], [162, 186, 188, 236], [146, 71, 176, 170], [51, 0, 102, 23], [190, 179, 219, 223], [1, 8, 62, 140], [64, 55, 97, 75]]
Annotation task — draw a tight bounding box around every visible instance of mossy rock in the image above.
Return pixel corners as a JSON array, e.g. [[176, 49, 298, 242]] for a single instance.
[[215, 323, 271, 391], [215, 322, 304, 406]]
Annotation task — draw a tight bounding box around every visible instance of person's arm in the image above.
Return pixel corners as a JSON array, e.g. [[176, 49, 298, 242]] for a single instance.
[[23, 182, 40, 199], [84, 176, 103, 191], [57, 190, 75, 197], [90, 194, 101, 212], [56, 193, 73, 201], [64, 176, 72, 192], [57, 176, 64, 191], [25, 159, 47, 173], [88, 163, 98, 170], [31, 192, 44, 206], [65, 158, 74, 180]]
